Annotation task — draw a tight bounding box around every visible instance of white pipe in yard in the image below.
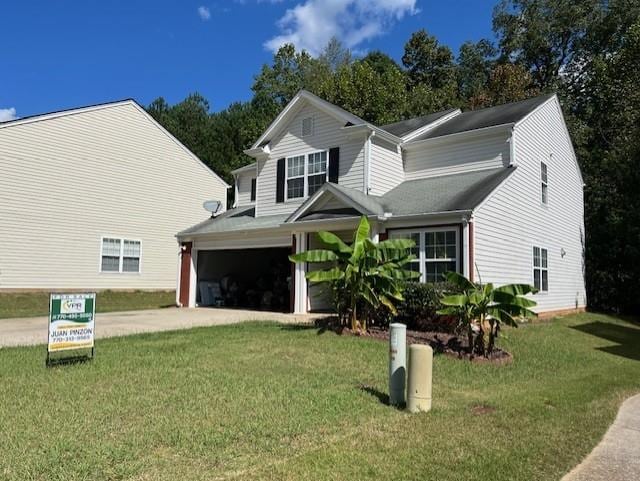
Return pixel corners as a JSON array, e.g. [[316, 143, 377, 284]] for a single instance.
[[389, 323, 407, 406]]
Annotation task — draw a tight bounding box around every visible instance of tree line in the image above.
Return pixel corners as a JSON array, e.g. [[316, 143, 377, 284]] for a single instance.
[[147, 0, 640, 315]]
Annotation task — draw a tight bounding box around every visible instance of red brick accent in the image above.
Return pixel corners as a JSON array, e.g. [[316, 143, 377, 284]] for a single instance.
[[179, 242, 192, 307]]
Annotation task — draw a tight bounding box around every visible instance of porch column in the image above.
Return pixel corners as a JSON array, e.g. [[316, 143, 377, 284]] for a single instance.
[[468, 220, 475, 282], [188, 247, 198, 308], [294, 232, 308, 314], [462, 220, 470, 279], [178, 242, 192, 307]]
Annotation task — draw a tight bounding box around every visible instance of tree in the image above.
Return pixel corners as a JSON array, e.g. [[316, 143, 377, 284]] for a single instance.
[[402, 30, 459, 115], [289, 216, 419, 332], [457, 39, 497, 102], [438, 272, 538, 357], [493, 0, 600, 90]]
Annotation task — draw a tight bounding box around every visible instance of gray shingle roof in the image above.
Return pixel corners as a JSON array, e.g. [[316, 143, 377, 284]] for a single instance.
[[379, 109, 458, 137], [411, 94, 555, 141], [379, 167, 516, 215], [178, 168, 515, 237], [177, 205, 288, 236]]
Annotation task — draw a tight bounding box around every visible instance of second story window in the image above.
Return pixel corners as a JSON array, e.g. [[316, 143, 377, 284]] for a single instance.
[[541, 161, 548, 204], [286, 151, 327, 200]]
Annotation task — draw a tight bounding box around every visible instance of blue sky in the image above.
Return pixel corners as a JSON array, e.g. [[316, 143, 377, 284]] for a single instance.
[[0, 0, 496, 120]]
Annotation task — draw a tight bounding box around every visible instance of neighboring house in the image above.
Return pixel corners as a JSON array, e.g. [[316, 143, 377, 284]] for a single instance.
[[0, 100, 229, 295], [176, 90, 586, 316]]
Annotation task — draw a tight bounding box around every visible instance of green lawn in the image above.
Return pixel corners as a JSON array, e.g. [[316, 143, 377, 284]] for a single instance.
[[0, 313, 638, 481], [0, 290, 176, 319]]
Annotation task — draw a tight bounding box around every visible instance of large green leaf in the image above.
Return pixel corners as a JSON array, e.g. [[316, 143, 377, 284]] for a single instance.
[[441, 294, 469, 306], [443, 271, 476, 291], [306, 267, 344, 283], [353, 216, 370, 245], [316, 231, 352, 254], [289, 249, 339, 263], [492, 290, 537, 308], [494, 283, 539, 296]]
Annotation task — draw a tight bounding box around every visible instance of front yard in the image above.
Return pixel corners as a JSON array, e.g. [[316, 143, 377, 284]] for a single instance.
[[0, 290, 176, 319], [0, 313, 638, 480]]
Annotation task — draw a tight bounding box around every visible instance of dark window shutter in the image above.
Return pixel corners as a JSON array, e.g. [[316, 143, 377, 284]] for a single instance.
[[276, 158, 285, 203], [250, 178, 256, 202], [328, 147, 339, 183]]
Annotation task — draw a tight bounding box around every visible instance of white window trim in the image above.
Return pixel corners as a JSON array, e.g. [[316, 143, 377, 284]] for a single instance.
[[541, 160, 548, 206], [532, 246, 548, 293], [99, 236, 143, 274], [285, 150, 328, 202], [390, 227, 460, 283]]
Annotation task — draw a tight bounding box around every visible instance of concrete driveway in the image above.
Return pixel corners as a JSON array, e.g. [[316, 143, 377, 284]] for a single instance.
[[0, 308, 319, 348]]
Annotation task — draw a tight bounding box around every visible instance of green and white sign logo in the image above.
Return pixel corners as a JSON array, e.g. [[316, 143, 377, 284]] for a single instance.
[[48, 293, 96, 353]]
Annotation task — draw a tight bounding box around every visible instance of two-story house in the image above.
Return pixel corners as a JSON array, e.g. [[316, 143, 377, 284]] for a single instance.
[[176, 90, 586, 317]]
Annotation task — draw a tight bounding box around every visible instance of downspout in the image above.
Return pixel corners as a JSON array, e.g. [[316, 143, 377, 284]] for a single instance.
[[232, 174, 238, 208], [363, 130, 374, 195]]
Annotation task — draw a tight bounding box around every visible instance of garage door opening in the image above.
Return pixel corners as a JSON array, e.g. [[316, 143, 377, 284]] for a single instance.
[[196, 247, 292, 312]]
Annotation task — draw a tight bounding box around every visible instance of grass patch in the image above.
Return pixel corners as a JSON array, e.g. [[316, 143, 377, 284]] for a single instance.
[[0, 290, 176, 319], [0, 312, 638, 480]]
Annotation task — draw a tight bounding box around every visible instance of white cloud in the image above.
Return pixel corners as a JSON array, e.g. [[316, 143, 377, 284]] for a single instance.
[[264, 0, 418, 56], [197, 6, 211, 20], [0, 107, 17, 122]]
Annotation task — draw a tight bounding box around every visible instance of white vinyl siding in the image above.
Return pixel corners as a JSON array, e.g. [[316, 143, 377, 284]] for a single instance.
[[256, 103, 366, 217], [390, 228, 460, 283], [0, 102, 227, 290], [473, 97, 586, 312], [235, 171, 256, 206], [404, 131, 511, 180], [369, 136, 404, 195]]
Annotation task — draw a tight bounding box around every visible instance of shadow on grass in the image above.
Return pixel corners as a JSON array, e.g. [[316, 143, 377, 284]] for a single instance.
[[570, 320, 640, 361], [358, 384, 406, 410], [280, 316, 339, 335]]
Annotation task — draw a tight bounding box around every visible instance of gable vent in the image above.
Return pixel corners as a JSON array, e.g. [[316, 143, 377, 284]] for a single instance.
[[302, 117, 314, 137]]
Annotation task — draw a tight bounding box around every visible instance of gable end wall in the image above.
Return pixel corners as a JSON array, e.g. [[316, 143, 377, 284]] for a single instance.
[[473, 99, 586, 312]]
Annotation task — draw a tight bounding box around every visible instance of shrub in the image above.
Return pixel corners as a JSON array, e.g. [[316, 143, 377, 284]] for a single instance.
[[395, 282, 460, 332]]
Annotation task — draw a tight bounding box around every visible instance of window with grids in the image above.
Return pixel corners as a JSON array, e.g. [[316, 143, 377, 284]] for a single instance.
[[390, 228, 459, 283], [533, 246, 548, 291], [100, 238, 141, 273], [286, 151, 327, 200], [541, 161, 548, 204]]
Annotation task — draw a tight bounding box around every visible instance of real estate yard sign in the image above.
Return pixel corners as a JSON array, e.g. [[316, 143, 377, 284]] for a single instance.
[[47, 293, 96, 365]]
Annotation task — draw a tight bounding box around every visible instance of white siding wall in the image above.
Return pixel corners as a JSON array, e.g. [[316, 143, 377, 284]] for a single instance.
[[235, 171, 256, 206], [404, 131, 511, 180], [256, 103, 365, 217], [0, 102, 228, 290], [473, 98, 586, 312], [369, 136, 404, 195]]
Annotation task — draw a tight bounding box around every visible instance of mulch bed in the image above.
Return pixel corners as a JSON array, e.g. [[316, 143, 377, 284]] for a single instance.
[[316, 318, 512, 365]]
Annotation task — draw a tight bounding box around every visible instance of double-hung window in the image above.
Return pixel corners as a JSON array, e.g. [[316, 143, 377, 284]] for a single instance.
[[100, 237, 141, 273], [286, 151, 328, 200], [541, 161, 548, 204], [533, 246, 548, 292], [390, 228, 459, 283]]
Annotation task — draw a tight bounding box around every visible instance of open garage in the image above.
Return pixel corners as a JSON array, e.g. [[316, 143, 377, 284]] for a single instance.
[[196, 247, 292, 312]]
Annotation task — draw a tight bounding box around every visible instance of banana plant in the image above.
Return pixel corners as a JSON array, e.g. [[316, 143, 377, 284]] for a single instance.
[[289, 216, 419, 332], [438, 271, 538, 356]]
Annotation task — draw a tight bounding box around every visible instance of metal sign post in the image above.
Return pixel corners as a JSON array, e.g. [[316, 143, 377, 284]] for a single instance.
[[46, 293, 96, 366]]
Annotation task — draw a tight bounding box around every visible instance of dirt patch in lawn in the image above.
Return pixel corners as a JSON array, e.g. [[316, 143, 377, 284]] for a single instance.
[[316, 318, 512, 365]]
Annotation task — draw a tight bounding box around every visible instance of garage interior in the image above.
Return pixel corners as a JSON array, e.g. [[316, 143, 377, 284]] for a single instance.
[[196, 247, 292, 312]]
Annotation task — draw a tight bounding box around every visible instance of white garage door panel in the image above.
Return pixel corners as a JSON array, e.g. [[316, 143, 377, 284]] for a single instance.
[[194, 233, 292, 251]]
